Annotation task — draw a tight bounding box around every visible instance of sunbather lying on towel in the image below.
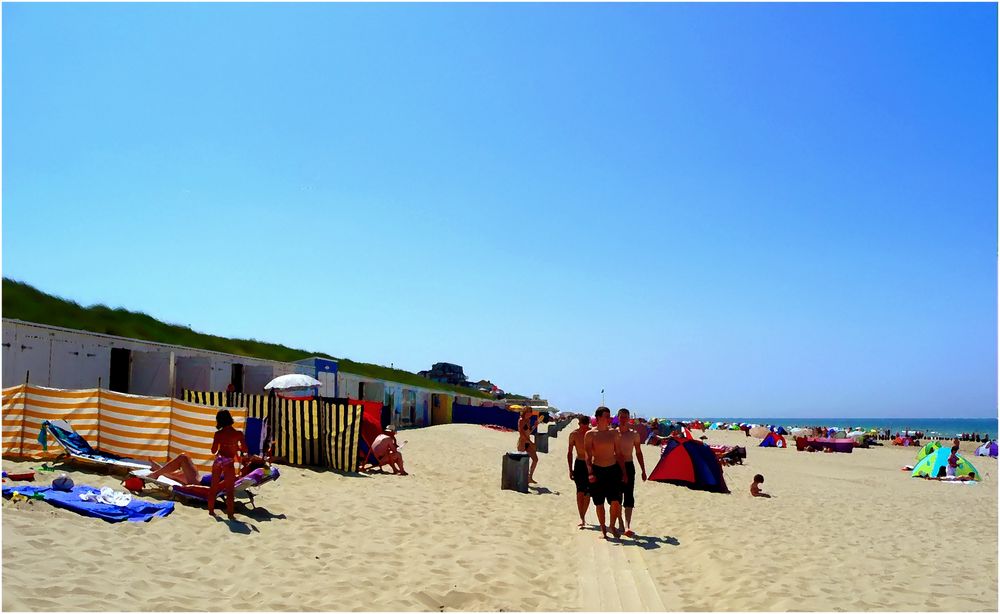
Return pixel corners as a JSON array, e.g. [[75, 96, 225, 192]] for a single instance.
[[147, 453, 269, 486]]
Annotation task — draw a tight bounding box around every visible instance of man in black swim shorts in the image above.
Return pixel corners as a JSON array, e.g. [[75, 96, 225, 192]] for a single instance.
[[567, 415, 592, 528], [584, 407, 628, 540]]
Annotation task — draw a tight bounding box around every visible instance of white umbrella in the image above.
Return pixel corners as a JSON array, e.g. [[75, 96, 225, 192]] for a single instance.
[[265, 374, 322, 400], [265, 374, 322, 390]]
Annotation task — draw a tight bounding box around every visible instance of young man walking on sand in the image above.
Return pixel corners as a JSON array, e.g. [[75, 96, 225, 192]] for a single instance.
[[518, 408, 539, 483], [585, 407, 628, 540], [567, 415, 592, 528], [615, 408, 646, 537]]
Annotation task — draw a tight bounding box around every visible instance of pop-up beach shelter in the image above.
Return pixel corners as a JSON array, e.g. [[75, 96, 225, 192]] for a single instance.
[[916, 441, 942, 461], [649, 437, 729, 493], [759, 432, 787, 448], [975, 441, 998, 457], [911, 448, 981, 481], [775, 426, 788, 435]]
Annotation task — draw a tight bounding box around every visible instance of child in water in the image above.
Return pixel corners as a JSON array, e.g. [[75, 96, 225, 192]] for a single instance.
[[208, 409, 247, 520], [750, 474, 771, 498]]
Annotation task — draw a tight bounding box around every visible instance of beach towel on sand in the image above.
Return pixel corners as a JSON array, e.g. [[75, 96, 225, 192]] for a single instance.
[[2, 485, 174, 522]]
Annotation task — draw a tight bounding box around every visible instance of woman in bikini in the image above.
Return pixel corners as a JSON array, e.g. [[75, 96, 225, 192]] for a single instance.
[[517, 408, 539, 483], [208, 409, 247, 520]]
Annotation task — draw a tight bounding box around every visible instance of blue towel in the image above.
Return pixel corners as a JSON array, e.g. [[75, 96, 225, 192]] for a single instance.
[[2, 485, 174, 523]]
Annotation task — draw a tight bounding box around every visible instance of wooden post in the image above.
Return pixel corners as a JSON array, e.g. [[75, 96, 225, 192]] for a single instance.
[[96, 376, 102, 452], [18, 372, 29, 456], [501, 452, 529, 493], [168, 351, 176, 399]]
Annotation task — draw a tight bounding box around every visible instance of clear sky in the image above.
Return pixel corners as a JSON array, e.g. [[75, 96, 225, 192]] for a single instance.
[[2, 3, 996, 418]]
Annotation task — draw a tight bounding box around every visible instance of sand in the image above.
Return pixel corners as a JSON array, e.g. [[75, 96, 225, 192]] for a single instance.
[[2, 425, 997, 611]]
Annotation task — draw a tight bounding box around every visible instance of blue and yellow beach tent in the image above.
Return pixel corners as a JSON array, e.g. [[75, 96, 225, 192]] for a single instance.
[[911, 448, 981, 481]]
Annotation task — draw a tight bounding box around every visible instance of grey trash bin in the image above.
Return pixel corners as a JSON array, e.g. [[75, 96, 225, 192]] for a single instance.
[[535, 432, 549, 453], [501, 452, 530, 493], [547, 424, 558, 439]]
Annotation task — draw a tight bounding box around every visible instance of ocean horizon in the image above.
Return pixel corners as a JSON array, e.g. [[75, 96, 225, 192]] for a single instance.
[[678, 417, 998, 438]]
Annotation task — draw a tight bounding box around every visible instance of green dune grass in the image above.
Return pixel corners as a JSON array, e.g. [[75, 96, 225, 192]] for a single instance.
[[1, 278, 491, 399]]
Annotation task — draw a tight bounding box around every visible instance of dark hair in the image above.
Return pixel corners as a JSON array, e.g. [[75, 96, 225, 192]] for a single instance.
[[952, 445, 959, 453], [577, 416, 590, 425], [216, 409, 235, 430], [617, 408, 630, 416], [753, 474, 764, 483], [595, 407, 611, 419]]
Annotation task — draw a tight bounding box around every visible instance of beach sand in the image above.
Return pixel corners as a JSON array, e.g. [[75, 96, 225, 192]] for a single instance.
[[2, 425, 997, 611]]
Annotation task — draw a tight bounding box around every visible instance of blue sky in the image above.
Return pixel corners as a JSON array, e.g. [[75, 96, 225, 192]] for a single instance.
[[3, 3, 996, 418]]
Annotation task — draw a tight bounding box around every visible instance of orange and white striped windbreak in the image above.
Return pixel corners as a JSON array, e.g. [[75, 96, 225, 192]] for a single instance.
[[2, 384, 243, 473]]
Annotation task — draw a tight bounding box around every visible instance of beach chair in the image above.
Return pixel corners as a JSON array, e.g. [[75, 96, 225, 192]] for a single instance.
[[244, 417, 269, 457], [130, 464, 280, 510], [41, 420, 152, 473], [358, 432, 392, 473]]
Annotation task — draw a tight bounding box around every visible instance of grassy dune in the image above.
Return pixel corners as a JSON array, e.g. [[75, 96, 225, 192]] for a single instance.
[[1, 278, 491, 398]]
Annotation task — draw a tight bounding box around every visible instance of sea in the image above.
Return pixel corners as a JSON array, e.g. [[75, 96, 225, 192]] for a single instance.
[[688, 417, 999, 439]]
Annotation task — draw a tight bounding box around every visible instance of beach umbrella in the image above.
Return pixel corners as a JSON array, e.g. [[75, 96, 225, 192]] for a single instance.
[[264, 373, 321, 400], [911, 449, 981, 481], [790, 427, 811, 437], [749, 426, 770, 438]]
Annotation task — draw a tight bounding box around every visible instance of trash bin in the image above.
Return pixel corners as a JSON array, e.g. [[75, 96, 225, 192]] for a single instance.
[[535, 432, 549, 453], [547, 424, 558, 439], [501, 452, 530, 493]]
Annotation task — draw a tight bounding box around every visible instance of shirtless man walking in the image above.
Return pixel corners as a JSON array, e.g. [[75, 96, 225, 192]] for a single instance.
[[518, 408, 539, 483], [567, 415, 592, 528], [615, 408, 646, 537], [585, 407, 628, 540]]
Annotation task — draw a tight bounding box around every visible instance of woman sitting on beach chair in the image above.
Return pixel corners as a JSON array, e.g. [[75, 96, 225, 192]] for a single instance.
[[371, 425, 407, 475]]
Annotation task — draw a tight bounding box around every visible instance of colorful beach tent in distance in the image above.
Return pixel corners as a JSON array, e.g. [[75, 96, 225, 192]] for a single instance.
[[916, 441, 942, 461], [975, 441, 998, 458], [759, 432, 787, 448], [911, 448, 981, 481], [649, 437, 729, 493]]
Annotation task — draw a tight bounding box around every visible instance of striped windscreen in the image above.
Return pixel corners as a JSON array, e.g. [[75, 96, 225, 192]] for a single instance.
[[2, 384, 243, 472]]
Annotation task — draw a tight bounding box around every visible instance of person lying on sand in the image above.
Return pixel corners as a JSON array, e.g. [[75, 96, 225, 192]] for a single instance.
[[919, 471, 978, 482], [750, 474, 771, 498], [147, 453, 269, 485]]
